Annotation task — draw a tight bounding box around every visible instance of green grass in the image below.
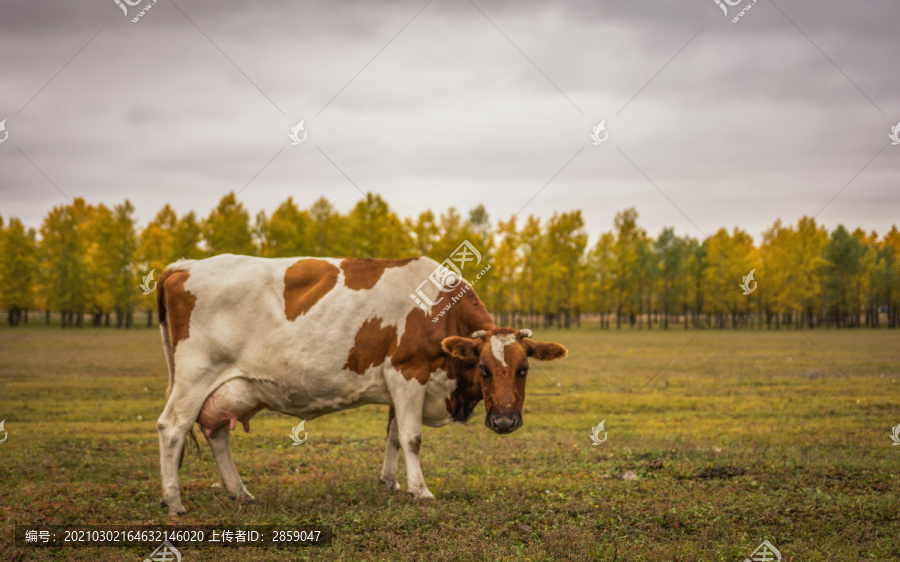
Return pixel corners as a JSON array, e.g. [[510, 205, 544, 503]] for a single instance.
[[1, 324, 899, 560]]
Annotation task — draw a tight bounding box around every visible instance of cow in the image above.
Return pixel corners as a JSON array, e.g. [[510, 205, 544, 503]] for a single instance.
[[155, 254, 567, 515]]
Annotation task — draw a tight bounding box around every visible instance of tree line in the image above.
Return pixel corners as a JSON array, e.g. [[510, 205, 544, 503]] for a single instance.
[[1, 192, 898, 329]]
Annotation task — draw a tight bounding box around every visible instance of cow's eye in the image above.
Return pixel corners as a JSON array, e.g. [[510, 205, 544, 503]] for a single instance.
[[517, 367, 529, 378], [479, 364, 491, 378]]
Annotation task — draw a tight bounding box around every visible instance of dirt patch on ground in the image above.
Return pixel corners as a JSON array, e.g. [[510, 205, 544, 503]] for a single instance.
[[694, 466, 749, 479]]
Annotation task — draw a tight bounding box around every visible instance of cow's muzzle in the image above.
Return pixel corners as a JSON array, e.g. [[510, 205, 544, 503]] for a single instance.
[[486, 412, 522, 434]]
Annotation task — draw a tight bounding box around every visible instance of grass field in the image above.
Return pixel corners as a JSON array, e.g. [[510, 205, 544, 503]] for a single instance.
[[1, 323, 898, 561]]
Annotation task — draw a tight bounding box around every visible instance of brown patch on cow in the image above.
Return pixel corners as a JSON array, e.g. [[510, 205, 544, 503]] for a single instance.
[[159, 269, 196, 353], [344, 318, 398, 374], [283, 259, 340, 321], [408, 435, 421, 455], [392, 307, 444, 384], [340, 257, 417, 291], [391, 437, 401, 450]]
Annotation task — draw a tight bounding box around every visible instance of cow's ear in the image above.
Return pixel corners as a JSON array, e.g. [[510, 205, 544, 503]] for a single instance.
[[523, 340, 568, 361], [441, 336, 481, 364]]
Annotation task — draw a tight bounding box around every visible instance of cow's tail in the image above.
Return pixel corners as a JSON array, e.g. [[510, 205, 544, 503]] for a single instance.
[[156, 268, 177, 400], [156, 267, 199, 467]]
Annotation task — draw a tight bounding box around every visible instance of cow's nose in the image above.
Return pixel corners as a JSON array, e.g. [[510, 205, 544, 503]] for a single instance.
[[489, 415, 520, 434]]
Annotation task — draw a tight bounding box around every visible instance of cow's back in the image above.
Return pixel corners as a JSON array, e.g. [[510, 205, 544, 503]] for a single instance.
[[158, 254, 443, 413]]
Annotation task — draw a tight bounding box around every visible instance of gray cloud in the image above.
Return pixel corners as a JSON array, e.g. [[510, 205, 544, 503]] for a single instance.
[[1, 0, 898, 243]]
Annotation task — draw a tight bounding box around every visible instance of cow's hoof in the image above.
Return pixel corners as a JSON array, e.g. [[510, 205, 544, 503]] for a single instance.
[[379, 477, 401, 493], [237, 490, 256, 503], [161, 497, 187, 515], [167, 504, 187, 516], [406, 489, 435, 502]]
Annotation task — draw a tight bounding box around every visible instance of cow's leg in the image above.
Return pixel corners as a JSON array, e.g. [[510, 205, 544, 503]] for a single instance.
[[157, 384, 208, 515], [195, 378, 261, 503], [204, 427, 255, 502], [379, 406, 401, 492], [391, 384, 434, 501]]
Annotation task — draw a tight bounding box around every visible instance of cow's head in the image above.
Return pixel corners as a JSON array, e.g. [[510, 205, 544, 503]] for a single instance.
[[441, 328, 567, 434]]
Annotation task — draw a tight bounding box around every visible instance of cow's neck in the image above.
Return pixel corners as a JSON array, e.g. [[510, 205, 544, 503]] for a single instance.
[[447, 283, 496, 337], [439, 283, 495, 421]]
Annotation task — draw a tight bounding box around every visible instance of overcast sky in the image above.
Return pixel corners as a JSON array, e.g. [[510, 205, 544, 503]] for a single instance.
[[1, 0, 898, 245]]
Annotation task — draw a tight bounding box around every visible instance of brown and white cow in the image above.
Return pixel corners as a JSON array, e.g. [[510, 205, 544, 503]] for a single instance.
[[155, 254, 567, 514]]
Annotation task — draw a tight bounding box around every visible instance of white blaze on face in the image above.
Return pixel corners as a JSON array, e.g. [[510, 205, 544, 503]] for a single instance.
[[490, 334, 517, 366]]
